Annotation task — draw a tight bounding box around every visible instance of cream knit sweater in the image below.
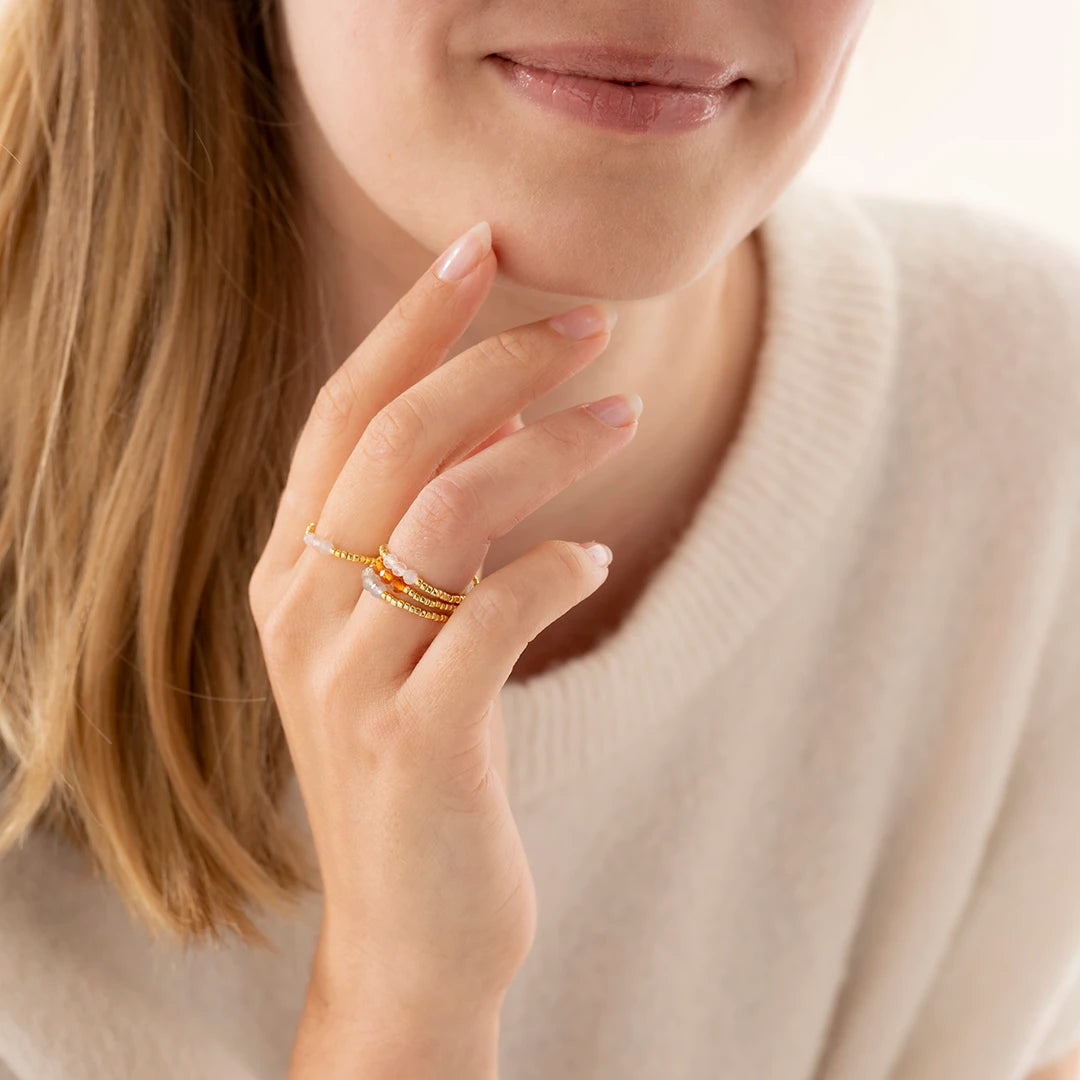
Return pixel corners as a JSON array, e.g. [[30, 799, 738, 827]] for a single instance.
[[2, 175, 1079, 1080]]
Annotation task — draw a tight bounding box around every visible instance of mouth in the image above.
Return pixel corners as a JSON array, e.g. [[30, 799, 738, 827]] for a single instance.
[[485, 48, 746, 136], [489, 43, 744, 93]]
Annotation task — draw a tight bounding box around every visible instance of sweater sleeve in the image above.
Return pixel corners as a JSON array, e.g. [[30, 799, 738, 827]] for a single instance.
[[1019, 294, 1080, 1073], [1024, 535, 1080, 1074], [974, 219, 1080, 1076], [1030, 977, 1080, 1073]]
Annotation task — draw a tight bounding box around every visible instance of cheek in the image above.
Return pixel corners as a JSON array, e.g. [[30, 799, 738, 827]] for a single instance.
[[281, 0, 448, 159], [724, 0, 871, 214], [749, 0, 872, 140], [783, 0, 875, 90]]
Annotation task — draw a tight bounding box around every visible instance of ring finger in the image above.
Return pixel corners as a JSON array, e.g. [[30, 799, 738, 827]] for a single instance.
[[341, 388, 643, 672]]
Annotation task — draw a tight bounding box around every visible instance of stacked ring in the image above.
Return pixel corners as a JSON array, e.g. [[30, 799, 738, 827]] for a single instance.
[[303, 522, 479, 623]]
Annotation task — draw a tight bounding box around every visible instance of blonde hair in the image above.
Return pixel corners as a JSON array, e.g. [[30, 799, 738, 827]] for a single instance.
[[0, 0, 326, 950]]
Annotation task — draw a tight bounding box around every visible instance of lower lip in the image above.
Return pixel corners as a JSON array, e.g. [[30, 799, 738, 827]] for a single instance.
[[487, 55, 744, 135]]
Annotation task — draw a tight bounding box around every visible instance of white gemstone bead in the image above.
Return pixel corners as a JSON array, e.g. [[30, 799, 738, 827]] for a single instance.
[[313, 536, 333, 554], [464, 580, 474, 593], [361, 567, 385, 595], [403, 568, 418, 585], [303, 532, 317, 548]]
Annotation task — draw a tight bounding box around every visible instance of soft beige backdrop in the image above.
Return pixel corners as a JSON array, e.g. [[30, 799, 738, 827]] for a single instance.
[[809, 0, 1080, 253]]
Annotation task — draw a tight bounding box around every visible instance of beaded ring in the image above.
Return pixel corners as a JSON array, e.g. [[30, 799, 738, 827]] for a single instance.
[[303, 522, 479, 623]]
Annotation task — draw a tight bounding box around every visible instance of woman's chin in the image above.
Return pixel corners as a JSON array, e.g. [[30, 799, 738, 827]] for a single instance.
[[487, 230, 718, 303]]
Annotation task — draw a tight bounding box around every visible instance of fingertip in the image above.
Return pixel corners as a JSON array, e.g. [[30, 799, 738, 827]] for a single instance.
[[578, 541, 613, 569], [433, 220, 493, 283]]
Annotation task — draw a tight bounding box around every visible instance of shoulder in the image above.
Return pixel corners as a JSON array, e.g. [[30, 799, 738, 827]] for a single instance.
[[851, 187, 1080, 382], [0, 827, 312, 1078], [844, 194, 1080, 1077], [0, 832, 122, 1071], [854, 186, 1080, 341], [853, 189, 1080, 419], [835, 191, 1080, 1078], [0, 831, 190, 1077], [831, 186, 1080, 491], [771, 179, 1080, 465]]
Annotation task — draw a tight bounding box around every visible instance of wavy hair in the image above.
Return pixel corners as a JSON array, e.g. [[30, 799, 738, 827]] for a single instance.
[[0, 0, 325, 949]]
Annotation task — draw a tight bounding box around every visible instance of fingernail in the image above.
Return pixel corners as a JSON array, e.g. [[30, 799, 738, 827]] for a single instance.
[[584, 392, 643, 428], [547, 304, 618, 340], [580, 541, 613, 567], [434, 221, 492, 282]]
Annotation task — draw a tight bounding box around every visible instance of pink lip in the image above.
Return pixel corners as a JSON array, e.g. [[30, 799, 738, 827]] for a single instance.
[[492, 43, 744, 90], [487, 52, 745, 135]]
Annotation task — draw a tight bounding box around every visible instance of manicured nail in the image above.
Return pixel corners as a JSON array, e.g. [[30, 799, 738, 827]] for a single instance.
[[580, 541, 613, 567], [434, 221, 492, 282], [584, 392, 643, 428], [547, 304, 618, 340]]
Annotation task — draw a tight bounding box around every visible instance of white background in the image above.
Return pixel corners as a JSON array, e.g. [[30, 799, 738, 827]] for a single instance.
[[808, 0, 1080, 253]]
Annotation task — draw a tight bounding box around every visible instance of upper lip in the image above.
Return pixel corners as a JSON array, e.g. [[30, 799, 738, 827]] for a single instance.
[[491, 43, 744, 92]]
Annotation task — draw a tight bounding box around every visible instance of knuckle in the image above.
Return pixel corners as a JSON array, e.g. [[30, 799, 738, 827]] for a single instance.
[[465, 580, 519, 637], [549, 538, 594, 591], [476, 328, 534, 370], [361, 394, 426, 463], [253, 565, 321, 666], [315, 650, 373, 717], [543, 414, 593, 454], [311, 367, 359, 428], [313, 667, 398, 753], [247, 563, 270, 627], [384, 685, 432, 760], [412, 471, 483, 535], [390, 281, 428, 332], [254, 595, 302, 669]]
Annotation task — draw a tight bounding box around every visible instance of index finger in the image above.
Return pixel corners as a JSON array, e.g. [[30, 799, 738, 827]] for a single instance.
[[259, 220, 497, 580]]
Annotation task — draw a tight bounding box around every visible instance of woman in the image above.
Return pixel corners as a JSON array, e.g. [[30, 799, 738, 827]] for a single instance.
[[1, 1, 1078, 1077]]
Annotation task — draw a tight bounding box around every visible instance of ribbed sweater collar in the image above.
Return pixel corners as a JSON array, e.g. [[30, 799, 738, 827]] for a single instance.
[[500, 176, 900, 806]]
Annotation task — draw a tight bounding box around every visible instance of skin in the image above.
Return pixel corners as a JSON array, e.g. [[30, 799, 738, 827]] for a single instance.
[[1028, 1049, 1080, 1080], [274, 0, 875, 681], [269, 5, 1077, 1077]]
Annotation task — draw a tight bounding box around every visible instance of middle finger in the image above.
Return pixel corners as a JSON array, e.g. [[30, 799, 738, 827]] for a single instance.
[[345, 387, 643, 661], [308, 302, 618, 613]]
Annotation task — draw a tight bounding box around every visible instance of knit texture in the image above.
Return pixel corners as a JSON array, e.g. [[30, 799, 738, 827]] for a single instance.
[[2, 175, 1079, 1080]]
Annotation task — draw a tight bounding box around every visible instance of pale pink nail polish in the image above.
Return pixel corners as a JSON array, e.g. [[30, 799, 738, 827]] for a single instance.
[[584, 392, 643, 428], [547, 304, 618, 340], [580, 541, 613, 566], [434, 221, 492, 282]]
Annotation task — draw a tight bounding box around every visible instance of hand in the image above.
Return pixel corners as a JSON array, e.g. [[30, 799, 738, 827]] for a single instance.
[[247, 220, 640, 1018]]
